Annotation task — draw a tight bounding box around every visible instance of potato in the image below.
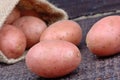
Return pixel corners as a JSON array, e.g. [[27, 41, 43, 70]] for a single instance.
[[4, 7, 21, 24], [0, 38, 1, 50], [0, 25, 26, 59], [86, 15, 120, 57], [13, 16, 47, 49], [40, 20, 82, 45], [26, 40, 81, 78], [21, 9, 39, 17]]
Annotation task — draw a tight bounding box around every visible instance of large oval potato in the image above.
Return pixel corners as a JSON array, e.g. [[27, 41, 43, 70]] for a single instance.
[[0, 25, 26, 59], [40, 20, 82, 45], [86, 15, 120, 57], [4, 8, 21, 24], [26, 40, 81, 78], [13, 16, 47, 49]]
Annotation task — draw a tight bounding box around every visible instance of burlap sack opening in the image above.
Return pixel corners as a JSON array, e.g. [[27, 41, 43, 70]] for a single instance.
[[0, 0, 68, 64]]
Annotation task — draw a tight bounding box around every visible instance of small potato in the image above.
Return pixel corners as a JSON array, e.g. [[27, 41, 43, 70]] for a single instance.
[[0, 25, 26, 59], [13, 16, 47, 49], [40, 20, 82, 45], [21, 9, 39, 17], [26, 40, 81, 78], [0, 39, 1, 50], [4, 7, 21, 24], [86, 15, 120, 57]]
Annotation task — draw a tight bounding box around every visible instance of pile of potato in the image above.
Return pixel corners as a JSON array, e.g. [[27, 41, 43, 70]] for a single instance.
[[0, 7, 120, 78], [0, 7, 82, 78], [0, 8, 48, 59]]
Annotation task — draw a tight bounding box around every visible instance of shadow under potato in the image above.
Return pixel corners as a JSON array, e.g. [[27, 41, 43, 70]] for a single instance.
[[36, 68, 80, 80], [95, 52, 120, 60]]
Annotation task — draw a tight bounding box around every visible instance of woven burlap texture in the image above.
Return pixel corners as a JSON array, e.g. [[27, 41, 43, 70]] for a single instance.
[[0, 0, 19, 29], [0, 0, 68, 64]]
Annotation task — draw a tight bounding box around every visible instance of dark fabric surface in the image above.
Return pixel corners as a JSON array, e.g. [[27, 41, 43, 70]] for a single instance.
[[0, 13, 120, 80], [49, 0, 120, 19]]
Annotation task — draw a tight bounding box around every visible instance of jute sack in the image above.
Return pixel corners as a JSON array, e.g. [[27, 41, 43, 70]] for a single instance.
[[0, 0, 68, 64]]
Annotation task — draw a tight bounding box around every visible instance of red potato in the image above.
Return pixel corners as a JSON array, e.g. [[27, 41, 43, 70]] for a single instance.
[[21, 9, 39, 17], [26, 40, 81, 78], [13, 16, 47, 49], [0, 25, 26, 59], [4, 8, 21, 24], [0, 40, 1, 50], [40, 20, 82, 45], [86, 15, 120, 57]]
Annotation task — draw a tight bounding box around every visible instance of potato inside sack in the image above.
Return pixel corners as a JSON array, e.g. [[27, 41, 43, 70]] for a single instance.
[[0, 25, 26, 59], [40, 20, 82, 46], [26, 40, 81, 78], [13, 16, 47, 49], [86, 15, 120, 57]]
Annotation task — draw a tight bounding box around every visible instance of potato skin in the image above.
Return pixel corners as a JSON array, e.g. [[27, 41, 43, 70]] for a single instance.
[[13, 16, 47, 49], [4, 8, 21, 24], [86, 15, 120, 57], [0, 25, 26, 59], [26, 40, 81, 78], [40, 20, 82, 45]]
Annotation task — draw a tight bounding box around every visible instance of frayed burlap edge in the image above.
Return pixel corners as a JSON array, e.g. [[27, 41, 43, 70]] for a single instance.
[[18, 0, 68, 25]]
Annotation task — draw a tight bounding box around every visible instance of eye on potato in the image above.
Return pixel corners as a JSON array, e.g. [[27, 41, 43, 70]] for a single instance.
[[86, 15, 120, 57], [0, 24, 26, 59], [26, 40, 81, 78], [40, 20, 82, 46], [13, 16, 47, 49]]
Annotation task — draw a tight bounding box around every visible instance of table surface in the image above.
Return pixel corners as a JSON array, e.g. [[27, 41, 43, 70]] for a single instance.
[[0, 0, 120, 80]]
